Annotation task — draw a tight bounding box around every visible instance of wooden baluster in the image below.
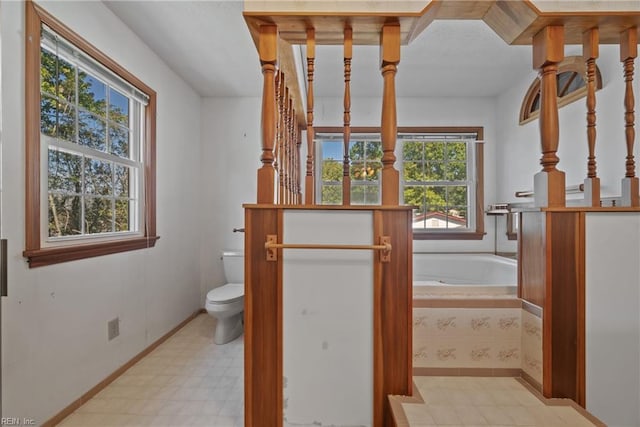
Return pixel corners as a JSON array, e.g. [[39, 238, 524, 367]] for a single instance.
[[621, 27, 639, 206], [296, 123, 303, 204], [305, 28, 316, 205], [290, 101, 296, 204], [283, 89, 291, 204], [343, 27, 353, 205], [257, 25, 278, 204], [278, 71, 287, 204], [274, 71, 282, 204], [583, 28, 600, 207], [380, 23, 401, 206], [288, 97, 294, 204], [532, 26, 566, 208], [287, 98, 293, 205]]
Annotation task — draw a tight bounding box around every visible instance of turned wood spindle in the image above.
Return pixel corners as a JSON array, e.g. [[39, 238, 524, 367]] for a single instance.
[[620, 27, 639, 206], [257, 25, 278, 204], [296, 125, 303, 204], [288, 97, 295, 204], [342, 27, 353, 205], [304, 28, 316, 205], [284, 91, 291, 204], [380, 23, 401, 206], [583, 28, 600, 207], [274, 71, 282, 204], [532, 26, 565, 208], [277, 71, 286, 204]]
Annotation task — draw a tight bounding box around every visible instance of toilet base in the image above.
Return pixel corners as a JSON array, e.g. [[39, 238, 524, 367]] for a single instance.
[[214, 312, 243, 345]]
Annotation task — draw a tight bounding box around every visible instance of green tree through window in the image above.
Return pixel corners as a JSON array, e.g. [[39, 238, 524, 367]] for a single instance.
[[314, 127, 484, 240], [41, 27, 140, 238]]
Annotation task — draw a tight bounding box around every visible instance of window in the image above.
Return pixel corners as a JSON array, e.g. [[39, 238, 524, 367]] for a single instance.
[[314, 127, 484, 240], [520, 56, 602, 125], [24, 2, 158, 267], [400, 129, 484, 239], [316, 131, 382, 205]]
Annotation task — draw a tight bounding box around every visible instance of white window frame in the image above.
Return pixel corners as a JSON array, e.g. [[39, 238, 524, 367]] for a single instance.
[[399, 133, 478, 232]]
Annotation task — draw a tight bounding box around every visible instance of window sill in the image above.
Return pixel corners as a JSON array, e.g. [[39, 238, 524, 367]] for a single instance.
[[23, 236, 160, 268], [413, 231, 486, 240]]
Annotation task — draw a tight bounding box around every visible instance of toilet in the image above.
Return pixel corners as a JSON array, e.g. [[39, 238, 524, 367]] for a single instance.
[[205, 251, 244, 344]]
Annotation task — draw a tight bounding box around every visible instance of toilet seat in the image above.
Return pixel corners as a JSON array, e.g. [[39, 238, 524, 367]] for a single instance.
[[206, 283, 244, 305]]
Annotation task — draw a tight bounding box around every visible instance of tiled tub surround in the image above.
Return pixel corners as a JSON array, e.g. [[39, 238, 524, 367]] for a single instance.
[[413, 305, 522, 372], [413, 289, 544, 388], [521, 307, 543, 387]]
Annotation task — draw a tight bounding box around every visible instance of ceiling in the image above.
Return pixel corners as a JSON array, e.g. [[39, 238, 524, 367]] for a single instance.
[[105, 1, 536, 99]]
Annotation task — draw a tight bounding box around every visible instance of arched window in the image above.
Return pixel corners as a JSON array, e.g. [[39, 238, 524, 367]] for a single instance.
[[519, 56, 602, 125]]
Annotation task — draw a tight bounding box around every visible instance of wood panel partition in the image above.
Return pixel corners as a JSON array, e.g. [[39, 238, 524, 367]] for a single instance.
[[244, 206, 413, 427], [519, 209, 585, 405]]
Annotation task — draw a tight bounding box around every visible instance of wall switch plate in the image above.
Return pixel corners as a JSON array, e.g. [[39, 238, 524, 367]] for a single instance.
[[108, 317, 120, 341]]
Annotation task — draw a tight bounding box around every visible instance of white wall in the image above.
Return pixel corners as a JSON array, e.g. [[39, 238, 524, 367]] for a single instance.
[[1, 1, 203, 423], [585, 213, 640, 427], [199, 97, 261, 300]]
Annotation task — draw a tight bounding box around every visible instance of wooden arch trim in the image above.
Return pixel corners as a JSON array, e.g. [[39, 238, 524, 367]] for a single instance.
[[520, 55, 603, 125]]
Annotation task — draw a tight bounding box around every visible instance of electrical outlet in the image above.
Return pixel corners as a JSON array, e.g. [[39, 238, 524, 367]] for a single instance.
[[108, 317, 120, 341]]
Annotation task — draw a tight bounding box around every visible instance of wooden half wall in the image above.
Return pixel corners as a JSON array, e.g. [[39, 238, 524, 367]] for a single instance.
[[244, 205, 413, 427], [518, 209, 585, 405]]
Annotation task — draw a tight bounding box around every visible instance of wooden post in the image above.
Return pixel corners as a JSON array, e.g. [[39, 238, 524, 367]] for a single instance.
[[304, 28, 316, 205], [257, 25, 278, 204], [532, 26, 566, 208], [583, 28, 600, 207], [621, 27, 639, 206], [343, 27, 353, 205], [380, 23, 401, 206]]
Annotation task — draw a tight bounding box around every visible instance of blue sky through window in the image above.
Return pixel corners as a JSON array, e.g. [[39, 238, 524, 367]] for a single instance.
[[322, 141, 343, 160]]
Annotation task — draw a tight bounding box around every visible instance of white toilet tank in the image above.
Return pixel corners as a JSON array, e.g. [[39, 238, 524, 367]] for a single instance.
[[222, 251, 244, 283]]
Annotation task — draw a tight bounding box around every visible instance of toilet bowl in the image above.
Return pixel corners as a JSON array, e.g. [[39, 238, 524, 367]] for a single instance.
[[206, 252, 244, 344]]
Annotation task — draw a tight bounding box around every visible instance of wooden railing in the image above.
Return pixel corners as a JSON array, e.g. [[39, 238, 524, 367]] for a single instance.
[[257, 26, 302, 205]]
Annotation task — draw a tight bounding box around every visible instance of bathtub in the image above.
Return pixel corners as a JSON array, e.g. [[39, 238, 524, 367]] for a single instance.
[[413, 253, 517, 297]]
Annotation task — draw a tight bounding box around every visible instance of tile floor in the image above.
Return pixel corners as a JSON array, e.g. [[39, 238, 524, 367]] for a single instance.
[[57, 315, 597, 427], [401, 376, 598, 426], [58, 314, 243, 427]]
